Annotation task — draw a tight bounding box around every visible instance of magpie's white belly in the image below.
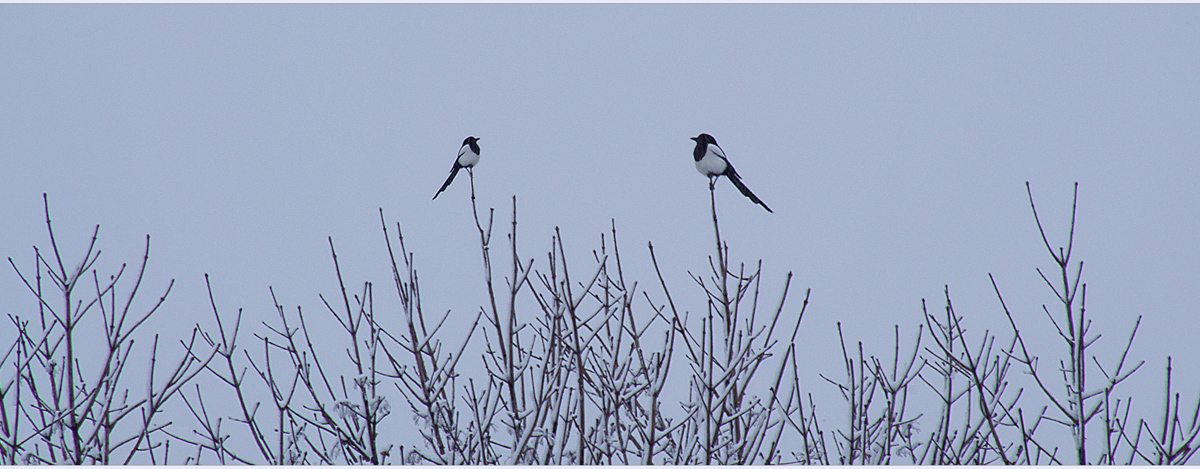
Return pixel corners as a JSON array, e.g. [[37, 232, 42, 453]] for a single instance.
[[458, 150, 480, 167], [695, 153, 727, 176]]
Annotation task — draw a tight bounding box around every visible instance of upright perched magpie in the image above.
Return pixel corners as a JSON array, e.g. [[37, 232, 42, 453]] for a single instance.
[[432, 136, 481, 200], [691, 133, 772, 213]]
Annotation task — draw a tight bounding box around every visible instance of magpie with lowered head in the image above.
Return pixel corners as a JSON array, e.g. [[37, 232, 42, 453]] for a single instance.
[[432, 136, 481, 200], [691, 133, 772, 213]]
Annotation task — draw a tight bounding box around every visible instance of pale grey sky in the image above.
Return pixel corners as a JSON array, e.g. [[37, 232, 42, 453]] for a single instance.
[[3, 4, 1198, 460]]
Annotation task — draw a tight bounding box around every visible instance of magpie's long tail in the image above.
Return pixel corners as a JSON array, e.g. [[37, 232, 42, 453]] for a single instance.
[[432, 165, 461, 200], [727, 173, 773, 213]]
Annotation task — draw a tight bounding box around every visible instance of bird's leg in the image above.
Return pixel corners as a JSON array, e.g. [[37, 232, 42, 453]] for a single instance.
[[709, 176, 716, 191]]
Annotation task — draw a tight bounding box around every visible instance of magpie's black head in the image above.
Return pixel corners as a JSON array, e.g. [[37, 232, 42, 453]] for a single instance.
[[691, 133, 717, 161], [462, 136, 481, 153]]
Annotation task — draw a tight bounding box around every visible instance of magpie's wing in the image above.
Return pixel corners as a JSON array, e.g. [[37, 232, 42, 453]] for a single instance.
[[709, 143, 728, 161]]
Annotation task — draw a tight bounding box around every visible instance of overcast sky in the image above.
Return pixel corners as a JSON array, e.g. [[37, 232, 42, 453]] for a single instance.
[[3, 4, 1198, 459]]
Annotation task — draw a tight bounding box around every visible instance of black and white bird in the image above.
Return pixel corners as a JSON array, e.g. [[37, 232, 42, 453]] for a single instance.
[[691, 133, 772, 213], [432, 136, 481, 200]]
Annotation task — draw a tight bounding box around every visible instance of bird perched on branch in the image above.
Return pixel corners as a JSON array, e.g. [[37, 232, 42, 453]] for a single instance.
[[691, 133, 772, 213], [432, 136, 481, 200]]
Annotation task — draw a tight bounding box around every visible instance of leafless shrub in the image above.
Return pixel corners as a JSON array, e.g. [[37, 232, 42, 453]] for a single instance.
[[2, 194, 215, 464], [989, 183, 1146, 464], [5, 181, 1196, 465], [654, 182, 809, 464], [177, 238, 396, 464], [1133, 356, 1200, 464]]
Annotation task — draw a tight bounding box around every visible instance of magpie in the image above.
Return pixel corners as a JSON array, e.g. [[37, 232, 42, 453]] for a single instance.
[[691, 133, 773, 213], [432, 136, 481, 200]]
